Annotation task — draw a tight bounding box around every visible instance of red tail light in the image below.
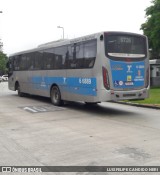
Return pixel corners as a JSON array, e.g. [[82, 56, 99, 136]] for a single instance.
[[146, 67, 150, 88], [102, 67, 110, 90]]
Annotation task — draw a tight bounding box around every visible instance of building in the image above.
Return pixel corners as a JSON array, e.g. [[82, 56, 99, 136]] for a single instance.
[[150, 59, 160, 87]]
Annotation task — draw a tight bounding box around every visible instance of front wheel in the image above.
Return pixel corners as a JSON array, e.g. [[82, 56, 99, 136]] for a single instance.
[[50, 86, 63, 106]]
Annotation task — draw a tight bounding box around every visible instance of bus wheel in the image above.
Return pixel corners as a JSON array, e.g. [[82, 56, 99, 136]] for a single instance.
[[50, 86, 63, 106], [17, 83, 24, 97]]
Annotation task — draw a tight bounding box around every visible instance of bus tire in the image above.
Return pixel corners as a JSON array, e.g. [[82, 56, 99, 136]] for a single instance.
[[17, 83, 24, 97], [50, 86, 63, 106]]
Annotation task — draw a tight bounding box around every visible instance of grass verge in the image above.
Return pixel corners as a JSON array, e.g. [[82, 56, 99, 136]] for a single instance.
[[128, 87, 160, 106]]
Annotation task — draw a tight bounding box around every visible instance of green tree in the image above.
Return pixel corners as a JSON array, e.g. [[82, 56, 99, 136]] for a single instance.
[[0, 51, 8, 75], [141, 0, 160, 59]]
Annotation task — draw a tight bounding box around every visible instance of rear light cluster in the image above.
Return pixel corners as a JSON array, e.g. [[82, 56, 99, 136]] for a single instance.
[[102, 67, 110, 90]]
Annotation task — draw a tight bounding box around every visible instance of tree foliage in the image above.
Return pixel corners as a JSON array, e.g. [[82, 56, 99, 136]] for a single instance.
[[0, 51, 8, 75], [141, 0, 160, 59]]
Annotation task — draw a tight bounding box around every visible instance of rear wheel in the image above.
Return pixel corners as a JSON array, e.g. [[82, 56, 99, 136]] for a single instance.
[[17, 83, 24, 97], [50, 86, 63, 106]]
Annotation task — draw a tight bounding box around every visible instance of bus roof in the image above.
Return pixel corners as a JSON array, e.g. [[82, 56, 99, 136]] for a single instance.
[[9, 31, 146, 57]]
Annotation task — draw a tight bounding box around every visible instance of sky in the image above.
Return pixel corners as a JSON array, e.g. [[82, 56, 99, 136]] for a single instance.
[[0, 0, 152, 55]]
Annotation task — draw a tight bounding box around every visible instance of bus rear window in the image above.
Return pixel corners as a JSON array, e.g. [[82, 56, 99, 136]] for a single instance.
[[105, 34, 147, 59]]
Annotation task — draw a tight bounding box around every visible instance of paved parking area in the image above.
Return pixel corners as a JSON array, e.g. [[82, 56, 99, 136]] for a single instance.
[[0, 82, 160, 174]]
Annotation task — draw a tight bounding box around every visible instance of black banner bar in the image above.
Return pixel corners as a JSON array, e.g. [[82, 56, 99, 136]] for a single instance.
[[0, 166, 160, 173]]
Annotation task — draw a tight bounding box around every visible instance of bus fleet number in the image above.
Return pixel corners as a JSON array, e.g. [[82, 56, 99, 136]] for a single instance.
[[79, 78, 92, 84]]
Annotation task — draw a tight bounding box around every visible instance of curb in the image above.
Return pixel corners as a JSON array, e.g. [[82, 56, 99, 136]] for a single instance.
[[113, 101, 160, 110]]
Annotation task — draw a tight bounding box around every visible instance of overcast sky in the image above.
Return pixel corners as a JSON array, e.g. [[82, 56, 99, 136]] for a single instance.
[[0, 0, 152, 55]]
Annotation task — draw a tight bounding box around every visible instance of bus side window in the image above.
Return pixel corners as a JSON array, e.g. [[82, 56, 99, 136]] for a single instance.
[[43, 48, 55, 70], [34, 51, 43, 70], [68, 45, 77, 69], [14, 56, 20, 71], [84, 40, 97, 68], [75, 43, 84, 68], [20, 55, 27, 70], [28, 54, 34, 70], [8, 57, 14, 71], [67, 43, 84, 69], [26, 52, 35, 70], [67, 45, 75, 69], [54, 46, 67, 69]]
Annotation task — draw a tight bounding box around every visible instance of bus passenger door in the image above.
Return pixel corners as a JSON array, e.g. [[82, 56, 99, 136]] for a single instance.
[[48, 46, 68, 100], [29, 51, 45, 96]]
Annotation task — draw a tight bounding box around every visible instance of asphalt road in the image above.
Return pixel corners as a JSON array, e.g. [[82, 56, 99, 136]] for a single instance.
[[0, 82, 160, 175]]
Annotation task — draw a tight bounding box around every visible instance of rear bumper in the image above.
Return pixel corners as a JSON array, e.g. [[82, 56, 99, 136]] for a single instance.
[[99, 88, 149, 102], [110, 88, 149, 101]]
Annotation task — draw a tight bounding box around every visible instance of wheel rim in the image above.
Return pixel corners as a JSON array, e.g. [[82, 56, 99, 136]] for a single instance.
[[51, 87, 60, 105], [53, 90, 59, 103]]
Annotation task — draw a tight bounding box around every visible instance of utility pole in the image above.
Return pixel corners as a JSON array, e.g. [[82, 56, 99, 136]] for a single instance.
[[57, 26, 64, 39]]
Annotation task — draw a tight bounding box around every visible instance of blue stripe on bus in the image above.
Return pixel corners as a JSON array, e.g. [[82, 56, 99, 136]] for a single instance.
[[31, 77, 97, 96]]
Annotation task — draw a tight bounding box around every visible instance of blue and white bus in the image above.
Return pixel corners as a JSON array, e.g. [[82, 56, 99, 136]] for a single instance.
[[8, 31, 149, 105]]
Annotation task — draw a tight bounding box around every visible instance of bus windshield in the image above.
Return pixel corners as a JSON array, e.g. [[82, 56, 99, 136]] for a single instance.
[[105, 33, 147, 59]]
